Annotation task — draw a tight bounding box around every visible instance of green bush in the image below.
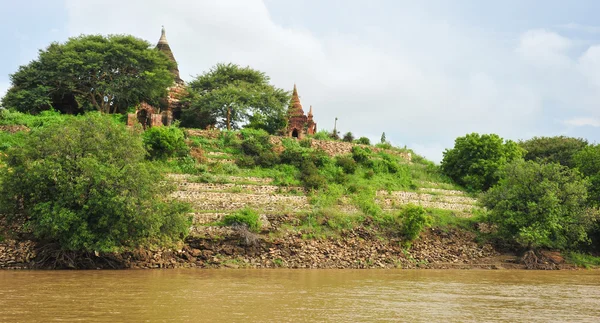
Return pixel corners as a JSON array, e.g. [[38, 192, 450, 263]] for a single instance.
[[0, 109, 69, 128], [351, 146, 371, 164], [375, 142, 393, 150], [299, 138, 312, 148], [481, 160, 593, 250], [336, 155, 358, 174], [256, 150, 280, 167], [343, 132, 354, 142], [142, 126, 189, 160], [0, 113, 191, 252], [312, 130, 332, 141], [241, 137, 265, 156], [222, 208, 261, 233], [356, 137, 371, 145], [400, 204, 432, 241], [0, 131, 26, 151], [236, 155, 256, 168], [300, 161, 327, 190], [217, 131, 241, 149]]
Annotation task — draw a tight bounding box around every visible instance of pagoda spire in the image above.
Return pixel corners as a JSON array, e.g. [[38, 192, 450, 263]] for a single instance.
[[156, 26, 181, 83], [308, 105, 313, 117], [288, 84, 304, 116], [158, 25, 168, 44]]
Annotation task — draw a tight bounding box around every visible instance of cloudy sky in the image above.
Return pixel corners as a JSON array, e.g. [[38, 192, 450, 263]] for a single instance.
[[3, 1, 600, 162]]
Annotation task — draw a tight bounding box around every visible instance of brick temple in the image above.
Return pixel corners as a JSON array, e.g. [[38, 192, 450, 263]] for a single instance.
[[287, 85, 317, 139], [127, 27, 185, 129]]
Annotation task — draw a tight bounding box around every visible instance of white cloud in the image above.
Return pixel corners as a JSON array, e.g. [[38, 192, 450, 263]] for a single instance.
[[516, 29, 572, 68], [564, 117, 600, 128], [62, 1, 600, 162]]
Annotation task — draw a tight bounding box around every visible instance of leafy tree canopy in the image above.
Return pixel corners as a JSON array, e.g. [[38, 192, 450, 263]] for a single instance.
[[481, 160, 595, 250], [519, 136, 588, 168], [1, 34, 175, 114], [0, 114, 190, 252], [573, 144, 600, 207], [181, 63, 290, 134], [440, 133, 523, 191]]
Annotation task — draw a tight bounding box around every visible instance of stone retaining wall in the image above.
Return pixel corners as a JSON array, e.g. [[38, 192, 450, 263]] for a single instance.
[[177, 182, 304, 194], [377, 191, 477, 205], [173, 191, 310, 212]]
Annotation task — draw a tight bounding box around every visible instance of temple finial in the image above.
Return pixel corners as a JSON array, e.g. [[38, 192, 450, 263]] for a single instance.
[[159, 26, 168, 44], [308, 105, 313, 117]]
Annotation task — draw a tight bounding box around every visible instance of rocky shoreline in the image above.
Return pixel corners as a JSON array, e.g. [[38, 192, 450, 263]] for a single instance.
[[0, 226, 575, 270]]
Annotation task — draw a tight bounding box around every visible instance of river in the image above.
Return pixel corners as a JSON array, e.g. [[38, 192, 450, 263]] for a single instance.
[[0, 269, 599, 322]]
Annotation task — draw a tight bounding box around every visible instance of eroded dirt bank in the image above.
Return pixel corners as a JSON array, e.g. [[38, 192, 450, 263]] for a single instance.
[[0, 225, 574, 270]]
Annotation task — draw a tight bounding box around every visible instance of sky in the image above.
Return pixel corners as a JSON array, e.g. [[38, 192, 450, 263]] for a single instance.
[[2, 0, 600, 162]]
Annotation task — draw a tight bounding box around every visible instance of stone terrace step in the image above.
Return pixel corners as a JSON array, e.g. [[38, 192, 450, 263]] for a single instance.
[[173, 191, 310, 213], [167, 173, 275, 185], [376, 191, 477, 206], [417, 188, 467, 196], [176, 182, 305, 194]]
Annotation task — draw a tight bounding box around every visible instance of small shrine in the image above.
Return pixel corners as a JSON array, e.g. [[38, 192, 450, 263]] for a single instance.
[[287, 85, 317, 139], [127, 27, 185, 128]]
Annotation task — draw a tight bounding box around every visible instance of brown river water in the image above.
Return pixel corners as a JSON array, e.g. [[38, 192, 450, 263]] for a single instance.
[[0, 269, 599, 322]]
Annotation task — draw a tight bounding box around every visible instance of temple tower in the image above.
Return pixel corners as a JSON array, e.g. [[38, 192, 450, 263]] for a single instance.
[[156, 26, 183, 84], [287, 85, 317, 139]]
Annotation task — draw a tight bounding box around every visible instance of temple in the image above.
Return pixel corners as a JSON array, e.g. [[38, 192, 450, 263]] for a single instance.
[[127, 27, 186, 129], [287, 85, 317, 139]]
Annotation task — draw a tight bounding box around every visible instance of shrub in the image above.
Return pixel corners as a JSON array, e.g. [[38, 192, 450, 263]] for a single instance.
[[400, 204, 432, 241], [375, 142, 393, 150], [356, 137, 371, 145], [255, 150, 280, 167], [236, 155, 256, 168], [299, 138, 312, 148], [142, 126, 189, 160], [241, 137, 265, 156], [300, 161, 327, 190], [0, 114, 191, 252], [343, 132, 355, 142], [336, 155, 357, 174], [169, 156, 206, 174], [217, 131, 241, 149], [312, 130, 331, 141], [481, 160, 593, 250], [351, 146, 371, 164], [222, 208, 262, 233], [310, 149, 332, 167]]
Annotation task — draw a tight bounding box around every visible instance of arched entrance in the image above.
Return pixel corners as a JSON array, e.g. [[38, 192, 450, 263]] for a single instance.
[[292, 129, 299, 138], [137, 109, 150, 129]]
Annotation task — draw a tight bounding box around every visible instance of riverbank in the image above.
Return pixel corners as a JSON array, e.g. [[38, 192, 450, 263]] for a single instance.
[[0, 224, 577, 270]]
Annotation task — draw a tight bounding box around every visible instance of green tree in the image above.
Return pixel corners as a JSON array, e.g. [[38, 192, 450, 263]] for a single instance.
[[1, 34, 174, 114], [573, 144, 600, 207], [519, 136, 588, 168], [441, 133, 523, 191], [481, 160, 594, 250], [380, 132, 386, 144], [181, 63, 290, 134], [0, 114, 190, 252]]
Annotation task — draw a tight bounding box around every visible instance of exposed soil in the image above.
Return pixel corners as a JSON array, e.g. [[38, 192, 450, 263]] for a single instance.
[[0, 225, 578, 270]]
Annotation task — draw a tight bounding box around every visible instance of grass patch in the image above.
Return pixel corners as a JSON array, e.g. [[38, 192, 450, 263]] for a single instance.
[[427, 208, 481, 231], [221, 208, 262, 233], [565, 252, 600, 269]]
